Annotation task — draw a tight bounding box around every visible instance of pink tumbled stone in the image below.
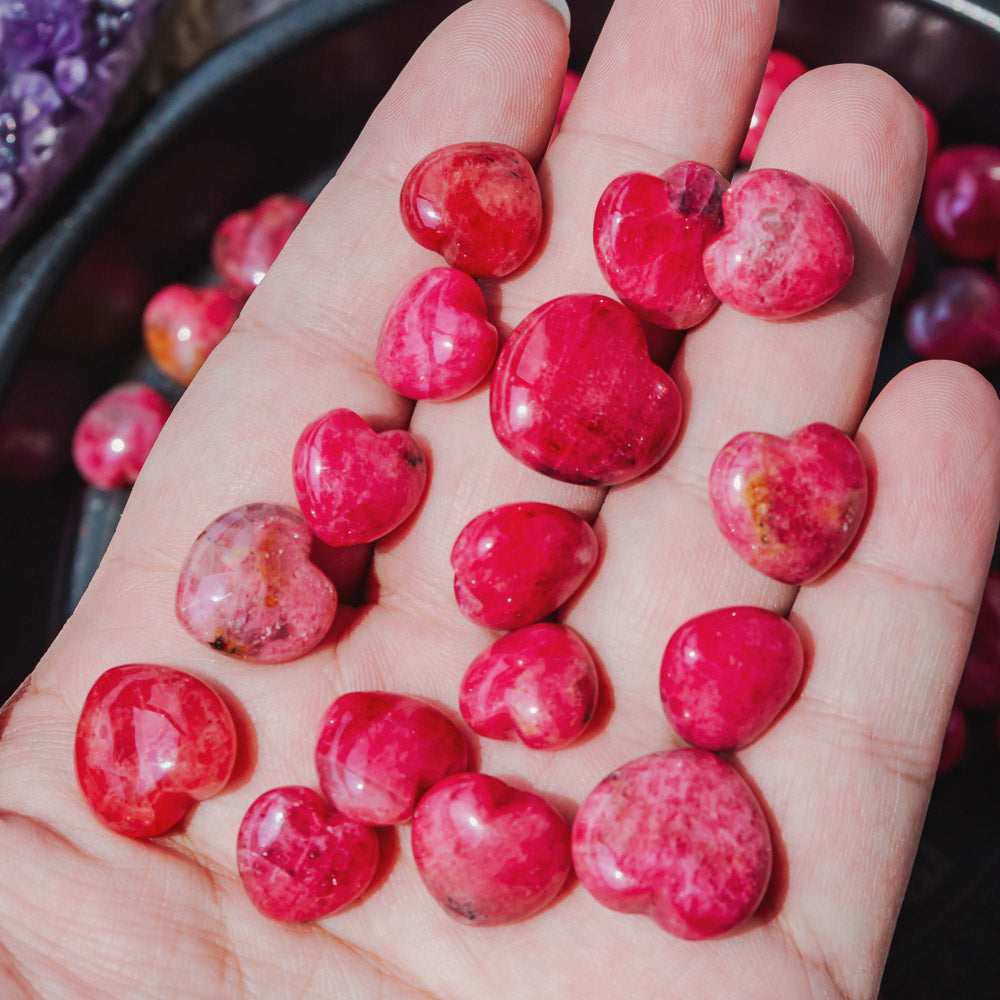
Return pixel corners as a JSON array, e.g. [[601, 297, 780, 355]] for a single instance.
[[211, 193, 309, 292], [399, 141, 542, 278], [237, 785, 379, 922], [451, 502, 598, 630], [315, 691, 468, 826], [660, 606, 803, 751], [709, 422, 868, 585], [923, 145, 1000, 259], [490, 294, 682, 485], [292, 408, 427, 546], [376, 267, 498, 400], [411, 772, 571, 925], [914, 96, 939, 164], [957, 568, 1000, 712], [176, 502, 337, 663], [459, 623, 598, 749], [739, 50, 808, 164], [75, 664, 237, 838], [71, 381, 172, 489], [593, 162, 726, 329], [572, 749, 772, 940], [702, 168, 854, 319]]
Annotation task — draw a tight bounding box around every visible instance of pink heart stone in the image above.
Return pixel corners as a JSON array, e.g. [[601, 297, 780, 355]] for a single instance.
[[292, 408, 427, 546], [701, 168, 854, 319], [75, 664, 237, 837], [490, 294, 682, 485], [176, 502, 337, 663], [922, 145, 1000, 259], [376, 267, 498, 400], [314, 691, 468, 826], [237, 785, 379, 922], [459, 623, 598, 749], [571, 749, 772, 940], [660, 606, 804, 751], [708, 422, 868, 585], [411, 772, 571, 925], [738, 50, 807, 164], [593, 161, 726, 330], [399, 141, 542, 278], [451, 502, 599, 630]]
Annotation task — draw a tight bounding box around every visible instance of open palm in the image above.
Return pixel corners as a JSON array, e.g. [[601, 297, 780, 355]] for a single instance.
[[2, 0, 998, 997]]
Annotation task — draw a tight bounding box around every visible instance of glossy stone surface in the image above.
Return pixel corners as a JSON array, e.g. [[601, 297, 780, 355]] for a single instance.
[[936, 705, 968, 777], [923, 145, 1000, 259], [904, 267, 1000, 369], [399, 141, 542, 278], [176, 502, 336, 663], [702, 168, 854, 319], [593, 162, 726, 329], [75, 663, 236, 838], [957, 568, 1000, 711], [459, 623, 598, 749], [237, 785, 378, 922], [411, 772, 571, 925], [571, 749, 772, 939], [709, 422, 868, 585], [142, 283, 245, 386], [490, 294, 682, 485], [315, 691, 468, 826], [292, 408, 427, 546], [738, 50, 807, 163], [660, 606, 803, 750], [71, 381, 172, 488], [451, 502, 598, 630], [376, 267, 498, 400], [211, 193, 309, 292]]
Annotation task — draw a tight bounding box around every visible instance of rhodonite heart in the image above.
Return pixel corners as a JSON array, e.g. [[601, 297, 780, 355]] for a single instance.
[[709, 422, 868, 585], [490, 294, 681, 485]]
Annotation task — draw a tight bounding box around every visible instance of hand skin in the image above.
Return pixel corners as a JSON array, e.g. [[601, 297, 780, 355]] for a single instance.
[[2, 1, 999, 998]]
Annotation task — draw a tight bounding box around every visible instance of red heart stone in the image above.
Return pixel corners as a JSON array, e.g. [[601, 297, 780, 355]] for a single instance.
[[490, 294, 682, 485], [709, 422, 868, 585], [593, 161, 726, 330], [293, 408, 427, 545]]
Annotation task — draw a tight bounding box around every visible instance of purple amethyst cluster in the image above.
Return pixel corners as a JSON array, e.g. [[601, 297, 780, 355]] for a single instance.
[[1, 0, 161, 249]]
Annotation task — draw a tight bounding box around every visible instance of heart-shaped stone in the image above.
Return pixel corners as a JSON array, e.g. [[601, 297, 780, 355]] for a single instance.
[[660, 606, 804, 750], [376, 267, 498, 400], [709, 422, 868, 585], [411, 772, 571, 925], [571, 749, 772, 940], [293, 408, 427, 545], [314, 691, 468, 826], [176, 502, 337, 663], [701, 168, 854, 319], [490, 294, 682, 485], [593, 161, 726, 329]]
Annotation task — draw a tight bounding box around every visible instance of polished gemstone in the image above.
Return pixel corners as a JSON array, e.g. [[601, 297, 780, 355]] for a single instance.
[[738, 50, 807, 163], [922, 144, 1000, 259]]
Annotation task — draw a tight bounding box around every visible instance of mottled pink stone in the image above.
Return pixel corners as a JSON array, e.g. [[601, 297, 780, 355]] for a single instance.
[[739, 50, 808, 164], [399, 141, 542, 278], [709, 422, 868, 585], [292, 408, 427, 546], [411, 772, 571, 925], [923, 145, 1000, 259], [459, 623, 598, 749], [701, 168, 854, 319], [593, 162, 726, 330], [315, 691, 468, 826], [211, 193, 309, 293], [936, 705, 968, 777], [376, 267, 498, 400], [75, 664, 237, 838], [176, 503, 337, 663], [490, 294, 682, 485], [71, 381, 172, 489], [660, 606, 803, 751], [904, 267, 1000, 368], [957, 568, 1000, 712], [142, 283, 246, 386], [450, 502, 599, 630], [571, 749, 772, 940], [236, 785, 379, 922]]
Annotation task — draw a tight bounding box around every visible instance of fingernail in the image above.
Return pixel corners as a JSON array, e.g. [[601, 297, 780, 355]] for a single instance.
[[538, 0, 571, 32]]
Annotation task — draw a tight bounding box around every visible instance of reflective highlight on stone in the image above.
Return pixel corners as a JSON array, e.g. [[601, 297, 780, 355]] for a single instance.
[[176, 502, 336, 662], [571, 749, 772, 940]]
